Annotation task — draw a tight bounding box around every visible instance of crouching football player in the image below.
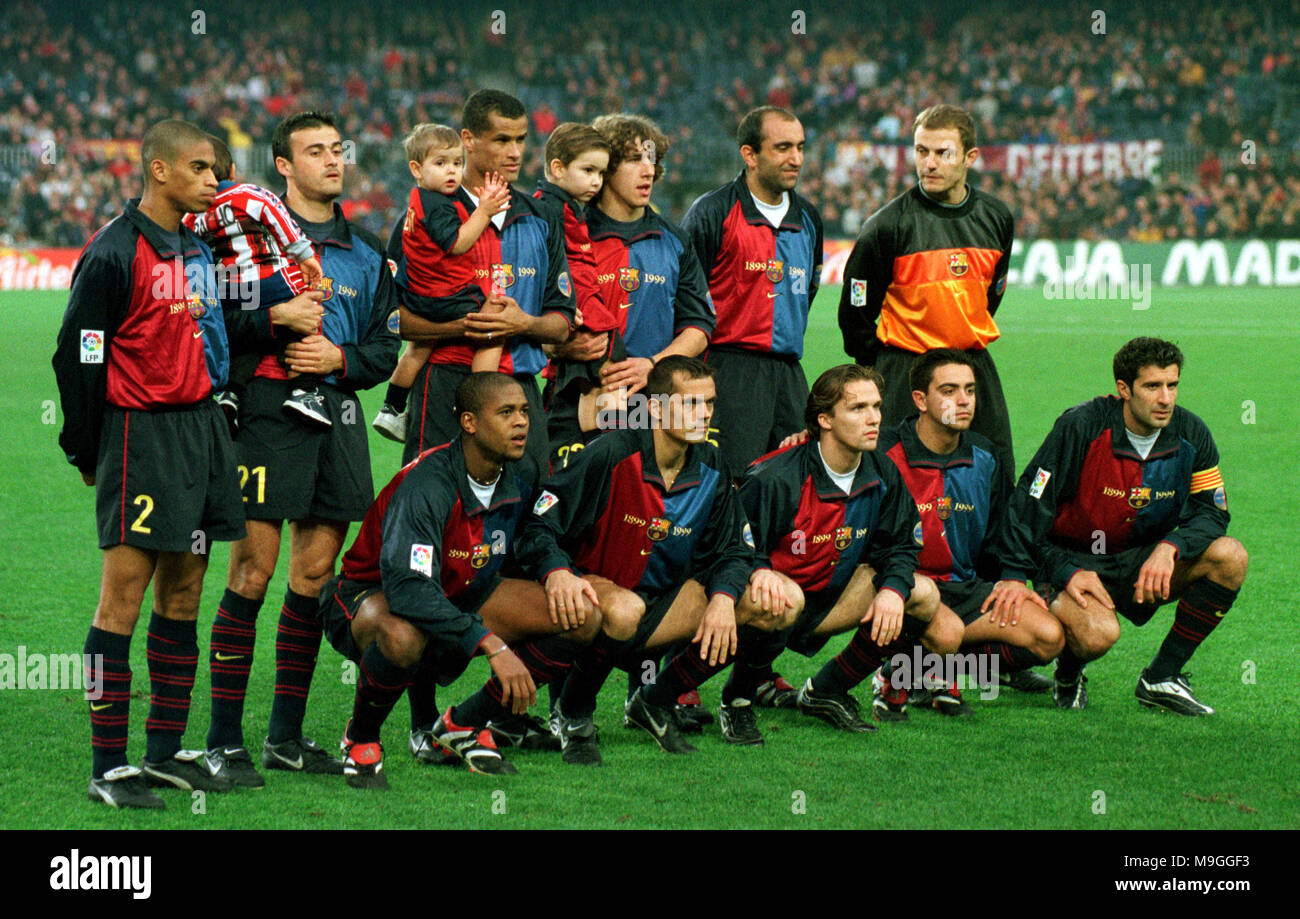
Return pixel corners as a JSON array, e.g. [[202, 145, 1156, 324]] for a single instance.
[[874, 349, 1064, 719], [1001, 337, 1248, 713]]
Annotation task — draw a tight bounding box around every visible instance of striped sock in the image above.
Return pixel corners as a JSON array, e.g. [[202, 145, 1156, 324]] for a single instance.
[[266, 588, 321, 744], [456, 635, 583, 726], [558, 632, 626, 719], [811, 626, 887, 695], [643, 643, 730, 707], [722, 626, 789, 704], [144, 613, 198, 764], [206, 589, 263, 749], [406, 659, 439, 731], [85, 627, 132, 779], [966, 640, 1046, 670], [350, 644, 416, 743], [1148, 579, 1239, 681]]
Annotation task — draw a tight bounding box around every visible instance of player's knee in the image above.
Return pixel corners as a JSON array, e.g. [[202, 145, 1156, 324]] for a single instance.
[[601, 591, 645, 642], [783, 579, 806, 618], [1033, 615, 1067, 661], [1076, 618, 1119, 658], [374, 616, 425, 668], [228, 560, 274, 600], [1208, 537, 1249, 588], [907, 575, 940, 620]]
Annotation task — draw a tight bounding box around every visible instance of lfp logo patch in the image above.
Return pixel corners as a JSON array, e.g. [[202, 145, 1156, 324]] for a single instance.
[[409, 544, 433, 577], [850, 279, 867, 307], [80, 330, 104, 363]]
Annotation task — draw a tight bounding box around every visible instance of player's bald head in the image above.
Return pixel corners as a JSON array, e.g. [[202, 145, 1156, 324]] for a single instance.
[[456, 372, 525, 424], [140, 120, 212, 181]]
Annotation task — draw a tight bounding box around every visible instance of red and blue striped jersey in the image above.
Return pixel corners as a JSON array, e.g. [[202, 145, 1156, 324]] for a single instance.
[[740, 439, 919, 599], [340, 439, 539, 657], [586, 205, 715, 359], [1001, 395, 1230, 586], [54, 198, 230, 473], [880, 418, 1006, 583], [516, 427, 752, 601], [681, 172, 823, 358]]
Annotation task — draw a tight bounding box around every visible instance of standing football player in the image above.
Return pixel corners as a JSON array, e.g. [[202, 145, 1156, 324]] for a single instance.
[[838, 104, 1016, 490], [55, 119, 244, 808]]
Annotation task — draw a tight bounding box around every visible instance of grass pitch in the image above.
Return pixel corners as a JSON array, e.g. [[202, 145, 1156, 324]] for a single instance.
[[1, 284, 1296, 829]]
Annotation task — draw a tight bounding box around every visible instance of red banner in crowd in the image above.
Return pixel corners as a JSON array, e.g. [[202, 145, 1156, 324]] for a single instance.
[[0, 247, 80, 291], [832, 140, 1163, 182]]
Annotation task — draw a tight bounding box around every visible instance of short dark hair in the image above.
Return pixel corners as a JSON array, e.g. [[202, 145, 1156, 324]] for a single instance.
[[455, 371, 525, 422], [909, 348, 977, 395], [271, 111, 338, 163], [140, 119, 211, 180], [544, 122, 611, 176], [913, 104, 977, 154], [737, 106, 797, 155], [463, 90, 527, 137], [207, 133, 234, 181], [592, 113, 669, 183], [1113, 337, 1184, 388], [645, 355, 713, 402], [805, 364, 885, 433]]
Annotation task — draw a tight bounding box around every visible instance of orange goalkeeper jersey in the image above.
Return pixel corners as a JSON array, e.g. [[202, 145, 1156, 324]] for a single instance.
[[838, 184, 1013, 359]]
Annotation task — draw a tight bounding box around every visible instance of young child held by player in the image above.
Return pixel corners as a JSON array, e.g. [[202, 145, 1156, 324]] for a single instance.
[[372, 123, 511, 442]]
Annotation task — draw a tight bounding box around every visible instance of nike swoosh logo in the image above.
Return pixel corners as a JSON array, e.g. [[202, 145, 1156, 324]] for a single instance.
[[273, 753, 304, 769], [767, 291, 777, 298], [620, 302, 631, 309], [644, 710, 669, 737], [89, 703, 111, 711], [193, 330, 203, 338], [640, 549, 652, 556], [214, 652, 243, 661]]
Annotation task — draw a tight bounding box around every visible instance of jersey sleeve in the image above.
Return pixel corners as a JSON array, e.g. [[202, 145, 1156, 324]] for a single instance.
[[805, 201, 825, 307], [692, 476, 754, 602], [985, 205, 1014, 317], [837, 208, 895, 366], [236, 185, 315, 263], [513, 444, 614, 580], [336, 242, 402, 390], [738, 464, 798, 573], [52, 237, 131, 473], [998, 406, 1091, 585], [868, 459, 920, 600], [379, 471, 489, 658], [671, 230, 716, 340], [1163, 418, 1230, 560], [539, 205, 578, 324], [680, 191, 723, 287], [565, 208, 609, 330], [418, 190, 465, 254]]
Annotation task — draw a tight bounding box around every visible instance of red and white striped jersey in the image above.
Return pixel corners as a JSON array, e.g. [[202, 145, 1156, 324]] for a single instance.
[[183, 182, 315, 290]]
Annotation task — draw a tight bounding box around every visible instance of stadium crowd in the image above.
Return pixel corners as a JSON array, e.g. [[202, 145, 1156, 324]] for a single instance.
[[3, 0, 1299, 247]]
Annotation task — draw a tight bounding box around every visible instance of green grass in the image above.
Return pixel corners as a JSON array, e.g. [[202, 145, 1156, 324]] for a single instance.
[[1, 285, 1297, 829]]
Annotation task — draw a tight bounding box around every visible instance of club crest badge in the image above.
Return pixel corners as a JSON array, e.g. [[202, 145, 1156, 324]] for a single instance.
[[1127, 486, 1152, 509], [647, 516, 671, 541], [491, 263, 515, 288], [833, 525, 853, 551], [948, 252, 969, 277], [471, 543, 492, 569], [318, 277, 335, 301], [618, 266, 640, 292], [766, 259, 784, 283], [936, 496, 953, 521]]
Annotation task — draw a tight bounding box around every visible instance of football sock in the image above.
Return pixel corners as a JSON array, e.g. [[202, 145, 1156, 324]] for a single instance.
[[1055, 646, 1086, 682], [144, 613, 198, 764], [965, 640, 1046, 670], [456, 635, 583, 726], [810, 624, 906, 696], [383, 382, 410, 413], [350, 644, 416, 743], [266, 588, 322, 744], [85, 627, 132, 779], [1147, 578, 1238, 681], [722, 627, 787, 704], [558, 631, 625, 719], [643, 643, 730, 707], [406, 657, 439, 731], [206, 589, 263, 749]]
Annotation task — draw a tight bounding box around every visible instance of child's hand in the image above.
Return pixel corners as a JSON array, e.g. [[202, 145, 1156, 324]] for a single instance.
[[475, 172, 511, 217], [299, 255, 323, 289]]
